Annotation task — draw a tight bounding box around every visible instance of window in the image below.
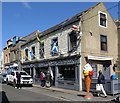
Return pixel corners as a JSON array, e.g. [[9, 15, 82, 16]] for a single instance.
[[100, 35, 107, 51], [99, 11, 107, 27], [13, 51, 16, 61], [91, 64, 97, 78], [5, 54, 8, 63], [51, 37, 59, 56], [39, 43, 44, 58], [25, 49, 28, 61], [31, 46, 35, 60], [68, 31, 77, 52], [8, 53, 10, 62], [58, 65, 75, 81]]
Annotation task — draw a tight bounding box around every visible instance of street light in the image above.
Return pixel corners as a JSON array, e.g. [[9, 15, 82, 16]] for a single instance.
[[18, 37, 26, 71]]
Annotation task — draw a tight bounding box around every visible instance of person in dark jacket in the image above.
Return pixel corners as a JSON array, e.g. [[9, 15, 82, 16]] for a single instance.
[[98, 70, 107, 97], [16, 72, 21, 89]]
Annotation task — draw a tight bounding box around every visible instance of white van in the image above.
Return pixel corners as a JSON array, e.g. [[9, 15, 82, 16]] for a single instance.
[[6, 71, 33, 87]]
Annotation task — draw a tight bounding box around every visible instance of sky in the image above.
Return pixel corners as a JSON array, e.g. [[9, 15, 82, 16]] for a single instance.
[[2, 2, 119, 50]]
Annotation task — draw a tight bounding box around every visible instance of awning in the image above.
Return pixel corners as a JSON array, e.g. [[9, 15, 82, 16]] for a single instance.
[[87, 55, 113, 61]]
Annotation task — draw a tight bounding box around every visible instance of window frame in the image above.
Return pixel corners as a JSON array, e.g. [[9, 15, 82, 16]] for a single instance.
[[98, 11, 107, 28], [91, 64, 98, 78], [51, 37, 59, 56], [31, 46, 35, 60], [25, 49, 28, 61], [100, 35, 108, 51], [13, 51, 16, 61], [68, 31, 78, 52], [39, 42, 44, 59]]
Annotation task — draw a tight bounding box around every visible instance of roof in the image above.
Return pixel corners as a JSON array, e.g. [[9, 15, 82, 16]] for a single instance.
[[21, 30, 40, 47], [38, 2, 101, 37]]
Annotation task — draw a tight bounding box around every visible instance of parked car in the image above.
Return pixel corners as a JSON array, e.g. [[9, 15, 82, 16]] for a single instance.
[[6, 70, 33, 87], [0, 73, 7, 83]]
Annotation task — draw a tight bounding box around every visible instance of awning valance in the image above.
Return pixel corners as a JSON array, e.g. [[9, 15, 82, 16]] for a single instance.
[[87, 55, 113, 61]]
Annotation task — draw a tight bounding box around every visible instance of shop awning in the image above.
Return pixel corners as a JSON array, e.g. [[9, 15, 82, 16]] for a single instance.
[[87, 55, 113, 61]]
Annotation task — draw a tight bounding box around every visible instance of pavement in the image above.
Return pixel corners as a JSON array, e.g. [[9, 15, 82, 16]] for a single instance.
[[33, 83, 119, 102]]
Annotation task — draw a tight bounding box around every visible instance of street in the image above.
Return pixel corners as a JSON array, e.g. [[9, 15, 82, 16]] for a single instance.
[[1, 84, 67, 102], [0, 83, 118, 103]]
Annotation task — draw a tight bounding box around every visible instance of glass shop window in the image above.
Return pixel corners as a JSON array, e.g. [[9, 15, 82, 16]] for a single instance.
[[58, 65, 75, 81]]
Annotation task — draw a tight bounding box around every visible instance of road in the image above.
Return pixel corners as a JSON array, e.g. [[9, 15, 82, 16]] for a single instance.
[[1, 84, 68, 102], [0, 83, 118, 103]]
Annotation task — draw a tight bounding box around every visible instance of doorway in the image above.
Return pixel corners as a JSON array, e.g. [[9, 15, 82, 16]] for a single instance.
[[102, 64, 110, 80], [51, 66, 55, 86]]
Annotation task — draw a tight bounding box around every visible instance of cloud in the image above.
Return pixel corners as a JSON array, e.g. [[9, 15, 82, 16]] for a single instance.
[[22, 2, 31, 9]]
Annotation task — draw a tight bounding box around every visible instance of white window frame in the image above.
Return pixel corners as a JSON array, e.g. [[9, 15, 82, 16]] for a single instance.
[[39, 42, 44, 59], [98, 11, 107, 28], [31, 46, 36, 60]]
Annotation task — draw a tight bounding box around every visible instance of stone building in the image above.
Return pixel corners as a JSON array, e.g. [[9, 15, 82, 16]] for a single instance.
[[20, 2, 118, 91]]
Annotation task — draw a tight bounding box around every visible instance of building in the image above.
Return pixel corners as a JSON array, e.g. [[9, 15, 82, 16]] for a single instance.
[[20, 2, 118, 91], [0, 51, 4, 73], [115, 19, 120, 78], [3, 31, 40, 73], [3, 39, 13, 70]]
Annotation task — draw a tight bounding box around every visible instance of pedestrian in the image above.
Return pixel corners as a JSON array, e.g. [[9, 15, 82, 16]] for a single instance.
[[40, 71, 46, 87], [97, 70, 107, 97], [16, 72, 21, 89], [46, 71, 51, 87]]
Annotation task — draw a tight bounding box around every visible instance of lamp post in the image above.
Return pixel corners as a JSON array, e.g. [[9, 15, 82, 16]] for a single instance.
[[18, 37, 26, 71]]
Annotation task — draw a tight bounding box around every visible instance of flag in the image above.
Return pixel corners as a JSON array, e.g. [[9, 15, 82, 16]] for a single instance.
[[36, 33, 42, 46], [26, 48, 34, 60], [51, 41, 58, 54], [21, 50, 25, 59]]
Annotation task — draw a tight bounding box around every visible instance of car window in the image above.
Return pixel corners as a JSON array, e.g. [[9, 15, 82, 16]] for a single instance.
[[3, 74, 7, 77], [20, 72, 27, 75]]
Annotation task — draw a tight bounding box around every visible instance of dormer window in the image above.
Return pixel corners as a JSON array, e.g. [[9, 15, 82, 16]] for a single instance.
[[99, 11, 107, 28]]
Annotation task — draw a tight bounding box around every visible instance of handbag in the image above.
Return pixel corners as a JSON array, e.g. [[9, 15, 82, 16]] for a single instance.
[[96, 84, 101, 91]]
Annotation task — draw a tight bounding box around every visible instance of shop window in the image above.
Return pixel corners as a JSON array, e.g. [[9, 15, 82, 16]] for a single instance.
[[99, 11, 107, 27], [58, 65, 75, 81], [51, 37, 59, 56], [100, 35, 107, 51], [25, 49, 28, 61], [31, 46, 35, 60], [39, 43, 44, 58], [91, 64, 98, 78], [68, 31, 77, 52]]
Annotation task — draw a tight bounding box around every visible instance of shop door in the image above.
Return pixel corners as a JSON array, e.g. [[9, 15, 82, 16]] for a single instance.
[[102, 64, 110, 80], [51, 67, 55, 86]]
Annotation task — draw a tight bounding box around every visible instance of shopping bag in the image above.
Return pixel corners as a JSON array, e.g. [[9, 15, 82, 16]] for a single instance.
[[96, 84, 101, 91]]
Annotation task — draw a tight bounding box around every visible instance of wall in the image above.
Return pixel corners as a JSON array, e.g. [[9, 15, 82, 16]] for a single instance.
[[80, 3, 118, 76]]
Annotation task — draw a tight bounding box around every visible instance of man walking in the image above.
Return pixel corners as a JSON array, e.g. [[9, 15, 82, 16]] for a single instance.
[[16, 72, 21, 89], [98, 70, 107, 97]]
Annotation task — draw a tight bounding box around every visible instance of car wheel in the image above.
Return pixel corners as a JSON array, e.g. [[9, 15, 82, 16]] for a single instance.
[[6, 78, 9, 85], [13, 80, 16, 87]]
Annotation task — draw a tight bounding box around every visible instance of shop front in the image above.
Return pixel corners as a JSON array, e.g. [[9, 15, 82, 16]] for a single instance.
[[22, 55, 80, 90], [82, 55, 117, 95]]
